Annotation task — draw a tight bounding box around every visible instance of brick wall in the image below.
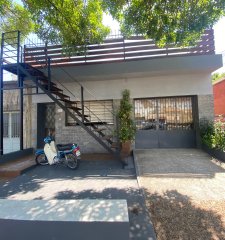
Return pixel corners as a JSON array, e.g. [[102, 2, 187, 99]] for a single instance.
[[196, 94, 214, 147], [213, 79, 225, 116], [55, 105, 117, 153], [197, 94, 214, 122]]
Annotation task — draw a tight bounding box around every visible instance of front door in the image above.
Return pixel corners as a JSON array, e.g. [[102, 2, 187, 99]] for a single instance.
[[37, 103, 55, 148], [135, 96, 196, 148]]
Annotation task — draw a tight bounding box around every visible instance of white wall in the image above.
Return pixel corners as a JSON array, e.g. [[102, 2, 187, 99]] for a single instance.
[[65, 73, 212, 101], [32, 72, 212, 103]]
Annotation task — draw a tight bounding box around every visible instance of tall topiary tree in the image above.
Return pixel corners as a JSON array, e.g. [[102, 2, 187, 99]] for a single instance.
[[118, 89, 136, 144]]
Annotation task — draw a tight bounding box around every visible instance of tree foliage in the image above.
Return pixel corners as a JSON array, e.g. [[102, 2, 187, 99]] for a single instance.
[[212, 72, 225, 83], [0, 0, 34, 38], [1, 0, 225, 47], [103, 0, 225, 46], [22, 0, 110, 46]]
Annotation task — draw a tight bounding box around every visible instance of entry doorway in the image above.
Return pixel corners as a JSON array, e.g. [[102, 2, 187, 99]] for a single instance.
[[37, 103, 55, 148], [135, 96, 197, 148]]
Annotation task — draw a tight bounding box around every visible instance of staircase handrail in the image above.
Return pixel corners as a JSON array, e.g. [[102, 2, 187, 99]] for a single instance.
[[22, 33, 116, 118]]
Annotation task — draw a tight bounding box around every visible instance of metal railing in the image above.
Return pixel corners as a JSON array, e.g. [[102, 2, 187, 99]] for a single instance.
[[23, 29, 215, 68]]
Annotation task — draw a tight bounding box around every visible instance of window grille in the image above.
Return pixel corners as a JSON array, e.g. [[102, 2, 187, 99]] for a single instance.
[[3, 112, 20, 138], [135, 96, 194, 130], [66, 100, 114, 126]]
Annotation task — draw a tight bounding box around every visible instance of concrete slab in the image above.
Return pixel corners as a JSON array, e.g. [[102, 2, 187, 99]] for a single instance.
[[134, 148, 225, 239], [134, 149, 225, 200], [0, 199, 129, 222], [0, 199, 129, 240]]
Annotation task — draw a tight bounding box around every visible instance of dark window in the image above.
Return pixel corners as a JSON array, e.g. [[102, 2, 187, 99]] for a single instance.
[[66, 100, 114, 126], [135, 96, 194, 130]]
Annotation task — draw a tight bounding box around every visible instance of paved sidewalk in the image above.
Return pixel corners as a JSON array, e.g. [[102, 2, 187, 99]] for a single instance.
[[134, 149, 225, 240], [0, 158, 156, 240]]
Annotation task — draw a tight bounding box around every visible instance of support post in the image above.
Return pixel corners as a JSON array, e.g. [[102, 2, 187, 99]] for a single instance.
[[81, 86, 84, 123], [0, 33, 4, 155], [19, 76, 24, 151], [17, 31, 21, 87], [17, 31, 21, 64], [17, 31, 23, 150], [123, 37, 125, 60], [47, 57, 51, 92]]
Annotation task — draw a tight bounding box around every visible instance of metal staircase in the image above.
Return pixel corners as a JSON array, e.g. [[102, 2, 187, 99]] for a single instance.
[[0, 31, 119, 155]]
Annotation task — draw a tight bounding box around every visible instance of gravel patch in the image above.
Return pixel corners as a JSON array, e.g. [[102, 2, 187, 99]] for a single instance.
[[134, 149, 225, 240], [145, 191, 225, 240]]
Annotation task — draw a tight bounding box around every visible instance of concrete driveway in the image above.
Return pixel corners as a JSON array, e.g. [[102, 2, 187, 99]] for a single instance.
[[0, 158, 156, 240], [134, 149, 225, 240]]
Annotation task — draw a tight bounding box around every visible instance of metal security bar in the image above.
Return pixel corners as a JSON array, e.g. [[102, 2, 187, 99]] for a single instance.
[[66, 100, 114, 126], [135, 96, 194, 130], [24, 29, 215, 68]]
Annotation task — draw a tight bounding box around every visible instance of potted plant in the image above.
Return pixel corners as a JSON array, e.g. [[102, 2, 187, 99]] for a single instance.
[[117, 89, 136, 159]]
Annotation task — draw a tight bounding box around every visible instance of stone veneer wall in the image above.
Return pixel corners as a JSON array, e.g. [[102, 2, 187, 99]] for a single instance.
[[196, 94, 214, 147], [197, 94, 214, 122]]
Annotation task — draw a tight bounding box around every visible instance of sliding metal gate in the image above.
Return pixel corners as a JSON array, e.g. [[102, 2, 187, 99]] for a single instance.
[[135, 96, 196, 148]]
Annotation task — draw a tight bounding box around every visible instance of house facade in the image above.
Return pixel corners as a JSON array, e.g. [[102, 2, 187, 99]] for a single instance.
[[0, 30, 223, 154]]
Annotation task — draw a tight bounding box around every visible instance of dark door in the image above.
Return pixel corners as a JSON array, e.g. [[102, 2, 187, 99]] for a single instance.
[[37, 103, 55, 148], [135, 96, 196, 148]]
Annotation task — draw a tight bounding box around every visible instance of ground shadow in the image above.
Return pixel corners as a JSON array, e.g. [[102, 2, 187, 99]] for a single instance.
[[144, 189, 225, 240], [0, 160, 156, 239], [0, 159, 135, 198], [54, 187, 155, 240]]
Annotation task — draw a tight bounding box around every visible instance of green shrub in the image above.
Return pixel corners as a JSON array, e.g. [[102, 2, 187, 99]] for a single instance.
[[200, 119, 225, 151]]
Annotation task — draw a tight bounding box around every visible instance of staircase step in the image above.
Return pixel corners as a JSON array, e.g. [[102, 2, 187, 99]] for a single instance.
[[59, 99, 77, 104], [20, 63, 46, 78], [76, 112, 89, 118], [67, 106, 82, 111], [94, 128, 107, 132], [54, 92, 70, 99], [42, 85, 63, 93], [39, 79, 56, 86], [102, 135, 113, 140]]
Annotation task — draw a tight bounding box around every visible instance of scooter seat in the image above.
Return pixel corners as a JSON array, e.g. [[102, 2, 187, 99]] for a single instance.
[[57, 143, 74, 151]]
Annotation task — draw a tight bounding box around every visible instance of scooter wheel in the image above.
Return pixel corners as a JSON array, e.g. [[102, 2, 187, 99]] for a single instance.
[[35, 153, 48, 165], [65, 153, 79, 169]]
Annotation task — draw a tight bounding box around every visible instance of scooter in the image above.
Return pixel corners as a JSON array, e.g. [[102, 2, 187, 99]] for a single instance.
[[35, 136, 81, 169]]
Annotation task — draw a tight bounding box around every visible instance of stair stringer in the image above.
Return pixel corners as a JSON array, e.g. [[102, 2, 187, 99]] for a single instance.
[[18, 64, 115, 155]]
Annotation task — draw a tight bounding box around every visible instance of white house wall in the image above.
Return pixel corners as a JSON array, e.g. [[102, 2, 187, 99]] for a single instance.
[[32, 72, 212, 103], [67, 73, 212, 100]]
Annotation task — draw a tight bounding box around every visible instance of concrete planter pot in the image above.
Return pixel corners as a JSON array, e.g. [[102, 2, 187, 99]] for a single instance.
[[202, 144, 225, 163], [121, 141, 131, 156]]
